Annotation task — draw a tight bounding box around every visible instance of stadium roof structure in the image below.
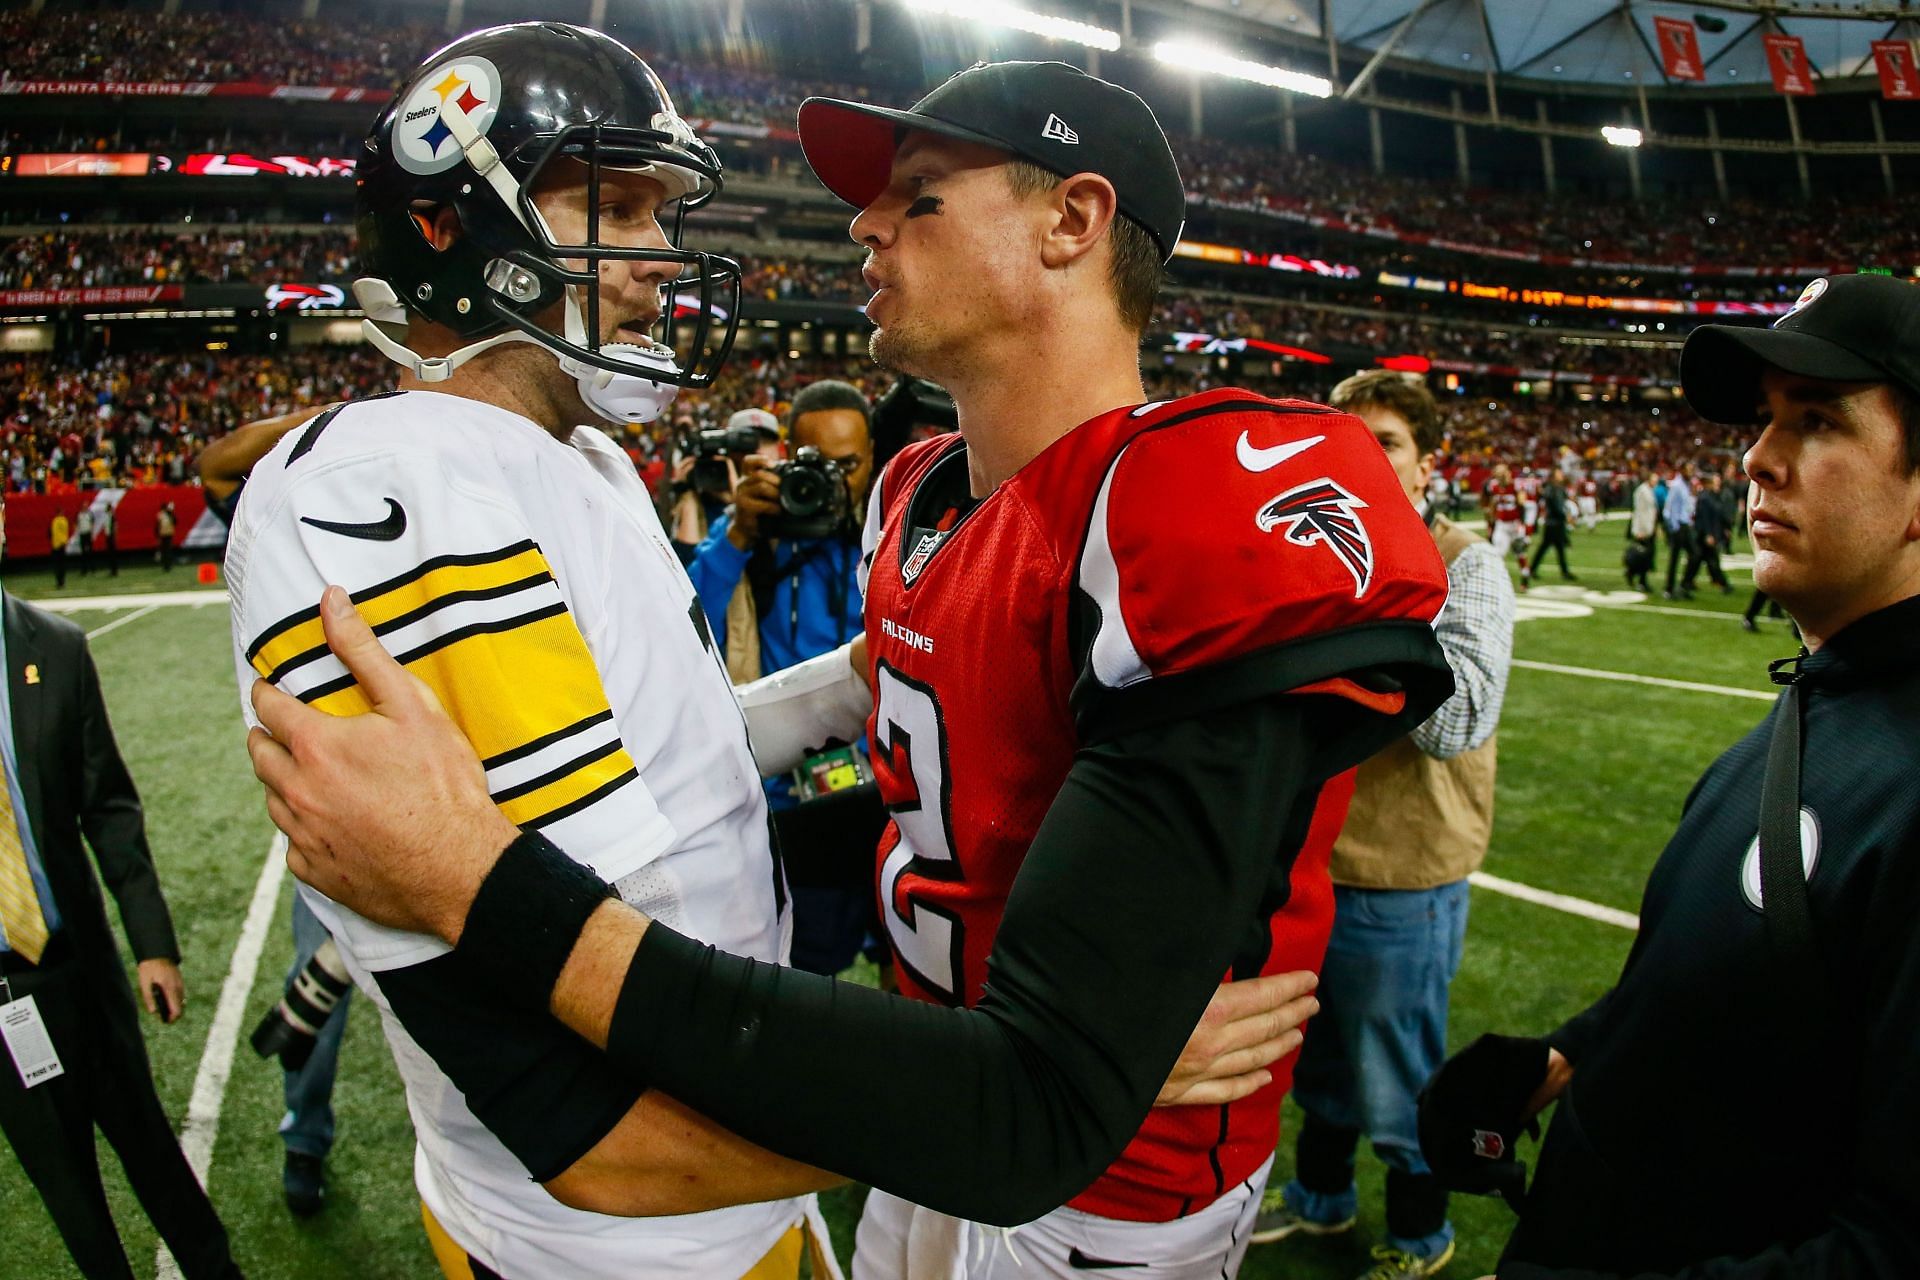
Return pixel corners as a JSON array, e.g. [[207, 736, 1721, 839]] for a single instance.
[[1171, 0, 1920, 93]]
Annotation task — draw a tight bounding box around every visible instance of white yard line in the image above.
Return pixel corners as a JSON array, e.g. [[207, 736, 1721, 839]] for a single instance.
[[1512, 657, 1777, 702], [83, 603, 161, 641], [36, 589, 228, 613], [1585, 600, 1758, 623], [1469, 871, 1639, 931], [157, 834, 287, 1280]]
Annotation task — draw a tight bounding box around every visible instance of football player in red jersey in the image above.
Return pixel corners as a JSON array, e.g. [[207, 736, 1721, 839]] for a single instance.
[[246, 61, 1454, 1279], [1482, 462, 1529, 582], [1576, 475, 1601, 530]]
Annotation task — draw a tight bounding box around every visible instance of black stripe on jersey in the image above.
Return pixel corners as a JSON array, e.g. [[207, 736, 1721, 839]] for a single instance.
[[481, 708, 615, 772], [489, 737, 625, 807], [259, 570, 555, 685], [245, 539, 541, 664], [284, 403, 350, 468], [893, 438, 977, 583], [1070, 617, 1443, 746], [522, 766, 641, 831], [1205, 1104, 1230, 1203], [282, 390, 407, 470], [295, 599, 570, 704]]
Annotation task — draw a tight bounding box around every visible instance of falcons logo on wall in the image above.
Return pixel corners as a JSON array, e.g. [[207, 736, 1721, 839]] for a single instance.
[[1256, 477, 1375, 598]]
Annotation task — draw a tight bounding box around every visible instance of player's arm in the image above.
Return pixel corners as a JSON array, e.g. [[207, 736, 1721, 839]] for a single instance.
[[198, 404, 333, 502], [236, 445, 837, 1213], [1409, 541, 1514, 760], [548, 689, 1346, 1223]]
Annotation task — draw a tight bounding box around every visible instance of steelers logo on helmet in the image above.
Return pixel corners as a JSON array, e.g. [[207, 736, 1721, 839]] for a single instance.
[[394, 55, 503, 176]]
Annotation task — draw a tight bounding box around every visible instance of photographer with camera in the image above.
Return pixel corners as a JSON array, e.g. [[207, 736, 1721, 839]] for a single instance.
[[665, 407, 782, 567], [689, 382, 872, 683]]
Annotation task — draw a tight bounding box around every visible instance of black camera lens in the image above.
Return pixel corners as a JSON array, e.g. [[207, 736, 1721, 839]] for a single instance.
[[782, 466, 832, 518]]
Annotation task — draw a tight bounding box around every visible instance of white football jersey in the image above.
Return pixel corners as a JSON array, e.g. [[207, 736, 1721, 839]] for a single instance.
[[225, 389, 798, 1279]]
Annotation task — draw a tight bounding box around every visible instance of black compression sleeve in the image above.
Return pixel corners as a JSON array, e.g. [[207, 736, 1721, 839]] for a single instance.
[[375, 950, 643, 1182], [607, 694, 1332, 1226]]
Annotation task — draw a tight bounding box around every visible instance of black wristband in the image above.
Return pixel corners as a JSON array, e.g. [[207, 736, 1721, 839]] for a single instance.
[[455, 829, 615, 1013]]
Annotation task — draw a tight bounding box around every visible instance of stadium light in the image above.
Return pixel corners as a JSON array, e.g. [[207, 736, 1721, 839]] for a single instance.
[[1152, 41, 1333, 98], [901, 0, 1121, 51], [1602, 126, 1644, 148]]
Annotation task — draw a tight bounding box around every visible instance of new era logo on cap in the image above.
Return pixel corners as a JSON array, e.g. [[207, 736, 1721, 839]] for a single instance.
[[1041, 112, 1079, 145]]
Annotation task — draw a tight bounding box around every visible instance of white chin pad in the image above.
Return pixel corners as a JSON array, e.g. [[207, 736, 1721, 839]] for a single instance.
[[564, 340, 681, 425], [734, 643, 874, 777]]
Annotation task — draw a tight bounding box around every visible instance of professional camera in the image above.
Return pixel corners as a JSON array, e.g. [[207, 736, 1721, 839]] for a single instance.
[[249, 937, 351, 1071], [762, 445, 852, 540], [689, 424, 766, 496]]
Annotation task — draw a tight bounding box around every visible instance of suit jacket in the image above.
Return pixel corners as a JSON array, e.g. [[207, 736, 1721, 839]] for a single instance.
[[1694, 488, 1730, 541], [5, 594, 176, 1050]]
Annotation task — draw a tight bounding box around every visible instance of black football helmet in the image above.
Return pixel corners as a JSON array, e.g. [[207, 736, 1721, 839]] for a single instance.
[[353, 22, 741, 399]]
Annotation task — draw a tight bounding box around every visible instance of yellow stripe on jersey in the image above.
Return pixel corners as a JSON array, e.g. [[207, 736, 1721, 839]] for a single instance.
[[247, 541, 550, 683], [260, 581, 639, 830]]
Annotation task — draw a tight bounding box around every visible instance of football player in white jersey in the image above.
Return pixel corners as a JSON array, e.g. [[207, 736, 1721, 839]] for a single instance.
[[223, 24, 845, 1279]]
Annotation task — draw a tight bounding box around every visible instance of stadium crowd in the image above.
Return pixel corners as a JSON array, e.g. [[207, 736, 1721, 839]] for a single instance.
[[0, 341, 1711, 507], [1158, 293, 1685, 381], [0, 223, 1692, 383], [3, 11, 1913, 274], [0, 228, 356, 290], [0, 348, 388, 492], [1177, 135, 1920, 269], [0, 9, 439, 87]]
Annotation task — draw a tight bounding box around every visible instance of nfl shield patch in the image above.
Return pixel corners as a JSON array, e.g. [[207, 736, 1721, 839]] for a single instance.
[[1471, 1129, 1506, 1160], [902, 532, 943, 585]]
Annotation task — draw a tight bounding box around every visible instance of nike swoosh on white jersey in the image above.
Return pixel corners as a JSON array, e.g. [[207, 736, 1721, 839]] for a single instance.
[[1235, 431, 1325, 473]]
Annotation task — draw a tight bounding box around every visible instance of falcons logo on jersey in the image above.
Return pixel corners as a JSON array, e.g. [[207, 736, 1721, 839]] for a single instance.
[[1256, 477, 1375, 598]]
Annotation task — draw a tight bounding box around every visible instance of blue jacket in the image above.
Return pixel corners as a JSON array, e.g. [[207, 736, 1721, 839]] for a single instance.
[[688, 510, 864, 677]]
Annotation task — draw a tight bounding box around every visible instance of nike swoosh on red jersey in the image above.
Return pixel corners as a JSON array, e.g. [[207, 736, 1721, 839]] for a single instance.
[[1235, 431, 1325, 473]]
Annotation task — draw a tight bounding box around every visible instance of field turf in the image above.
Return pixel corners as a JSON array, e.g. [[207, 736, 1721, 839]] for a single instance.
[[0, 521, 1793, 1279]]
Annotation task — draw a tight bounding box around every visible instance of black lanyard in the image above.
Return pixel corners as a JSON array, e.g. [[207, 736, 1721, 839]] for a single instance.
[[1759, 656, 1820, 995]]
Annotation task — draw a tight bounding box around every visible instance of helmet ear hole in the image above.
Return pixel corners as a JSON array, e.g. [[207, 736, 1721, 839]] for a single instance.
[[410, 202, 459, 251]]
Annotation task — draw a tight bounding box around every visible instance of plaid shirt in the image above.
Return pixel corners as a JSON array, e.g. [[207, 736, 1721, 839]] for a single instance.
[[1410, 536, 1514, 759]]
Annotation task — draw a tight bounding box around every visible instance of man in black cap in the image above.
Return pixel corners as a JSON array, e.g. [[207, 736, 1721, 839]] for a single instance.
[[1417, 273, 1920, 1278], [238, 59, 1454, 1278]]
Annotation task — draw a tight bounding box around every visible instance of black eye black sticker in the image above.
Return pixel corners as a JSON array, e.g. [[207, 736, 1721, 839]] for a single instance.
[[906, 195, 944, 219]]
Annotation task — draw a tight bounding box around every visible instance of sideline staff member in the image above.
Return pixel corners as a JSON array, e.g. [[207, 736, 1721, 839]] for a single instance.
[[0, 565, 244, 1279], [1423, 273, 1920, 1277]]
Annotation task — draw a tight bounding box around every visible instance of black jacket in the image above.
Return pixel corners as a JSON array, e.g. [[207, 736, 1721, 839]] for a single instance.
[[1693, 488, 1731, 543], [1502, 595, 1920, 1279], [4, 594, 176, 1041]]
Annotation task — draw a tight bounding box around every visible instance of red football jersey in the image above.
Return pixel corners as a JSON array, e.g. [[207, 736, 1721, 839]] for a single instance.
[[1484, 478, 1521, 522], [859, 388, 1449, 1221]]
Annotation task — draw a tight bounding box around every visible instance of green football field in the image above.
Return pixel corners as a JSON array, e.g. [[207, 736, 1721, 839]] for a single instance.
[[0, 522, 1793, 1280]]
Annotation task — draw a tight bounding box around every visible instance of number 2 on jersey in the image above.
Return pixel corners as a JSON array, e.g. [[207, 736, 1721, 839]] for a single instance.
[[872, 663, 965, 1003]]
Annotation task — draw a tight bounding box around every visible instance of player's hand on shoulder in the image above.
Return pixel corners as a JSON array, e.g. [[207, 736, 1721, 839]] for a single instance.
[[249, 585, 516, 942]]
